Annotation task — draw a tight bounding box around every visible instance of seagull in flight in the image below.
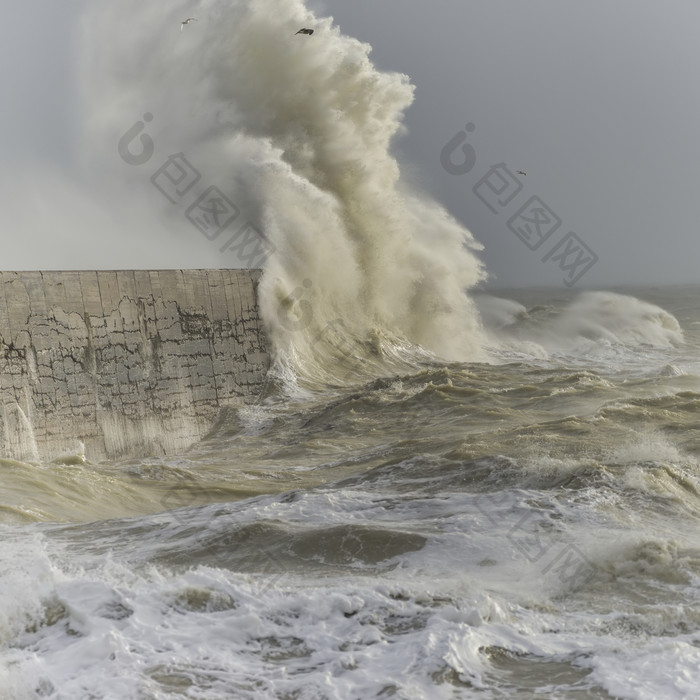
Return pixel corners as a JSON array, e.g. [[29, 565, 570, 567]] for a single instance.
[[180, 18, 198, 31], [516, 170, 527, 176], [294, 28, 314, 35]]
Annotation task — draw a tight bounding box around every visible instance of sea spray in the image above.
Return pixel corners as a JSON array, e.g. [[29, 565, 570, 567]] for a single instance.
[[81, 0, 488, 388]]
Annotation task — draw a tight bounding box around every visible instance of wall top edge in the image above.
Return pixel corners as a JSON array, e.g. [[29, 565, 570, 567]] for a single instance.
[[0, 269, 263, 274]]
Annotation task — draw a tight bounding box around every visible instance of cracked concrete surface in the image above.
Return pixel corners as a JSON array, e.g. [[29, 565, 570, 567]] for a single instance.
[[0, 270, 270, 462]]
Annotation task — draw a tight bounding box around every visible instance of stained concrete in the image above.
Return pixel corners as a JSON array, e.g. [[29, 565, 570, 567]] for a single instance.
[[0, 270, 269, 462]]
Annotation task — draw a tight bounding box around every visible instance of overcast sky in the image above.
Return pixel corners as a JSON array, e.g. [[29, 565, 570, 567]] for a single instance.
[[2, 0, 700, 288]]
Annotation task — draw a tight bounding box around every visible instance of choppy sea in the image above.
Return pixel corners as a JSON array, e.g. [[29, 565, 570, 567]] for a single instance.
[[2, 285, 700, 699]]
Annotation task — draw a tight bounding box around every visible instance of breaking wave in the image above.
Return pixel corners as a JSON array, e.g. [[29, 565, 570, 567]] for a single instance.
[[477, 291, 683, 359], [81, 0, 488, 390]]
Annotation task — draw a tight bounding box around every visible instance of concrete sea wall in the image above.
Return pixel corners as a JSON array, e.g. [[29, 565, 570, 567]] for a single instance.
[[0, 270, 269, 463]]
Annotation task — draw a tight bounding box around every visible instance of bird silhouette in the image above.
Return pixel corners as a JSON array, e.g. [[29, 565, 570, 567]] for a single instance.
[[294, 28, 314, 35], [180, 18, 198, 31]]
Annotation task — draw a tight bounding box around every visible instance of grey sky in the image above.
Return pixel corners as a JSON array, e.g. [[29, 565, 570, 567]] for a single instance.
[[2, 0, 700, 287], [0, 1, 80, 164]]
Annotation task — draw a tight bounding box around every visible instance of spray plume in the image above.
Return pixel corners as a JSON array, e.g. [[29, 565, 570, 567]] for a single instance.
[[81, 0, 488, 387]]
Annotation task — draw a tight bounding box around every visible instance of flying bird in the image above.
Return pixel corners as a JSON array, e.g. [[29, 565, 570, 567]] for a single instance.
[[180, 18, 198, 30], [516, 170, 527, 176], [294, 28, 314, 35]]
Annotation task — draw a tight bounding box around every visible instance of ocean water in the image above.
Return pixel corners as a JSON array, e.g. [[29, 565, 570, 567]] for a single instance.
[[2, 285, 700, 699], [4, 0, 700, 696]]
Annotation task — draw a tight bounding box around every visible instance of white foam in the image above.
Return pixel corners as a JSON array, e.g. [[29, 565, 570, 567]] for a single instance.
[[9, 551, 698, 699], [2, 466, 699, 698]]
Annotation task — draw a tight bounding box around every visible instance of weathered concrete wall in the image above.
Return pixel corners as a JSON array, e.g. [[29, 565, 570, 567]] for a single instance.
[[0, 270, 269, 462]]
